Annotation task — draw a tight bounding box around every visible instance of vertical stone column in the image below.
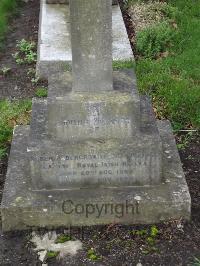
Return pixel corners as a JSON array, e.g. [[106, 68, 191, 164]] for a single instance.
[[70, 0, 113, 92]]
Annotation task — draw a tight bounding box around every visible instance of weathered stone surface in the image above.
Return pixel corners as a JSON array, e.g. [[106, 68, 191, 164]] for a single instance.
[[47, 94, 139, 141], [70, 0, 113, 92], [46, 71, 140, 141], [27, 70, 162, 189], [46, 0, 119, 4], [1, 121, 191, 231], [1, 0, 191, 233], [29, 127, 162, 190], [36, 0, 134, 79]]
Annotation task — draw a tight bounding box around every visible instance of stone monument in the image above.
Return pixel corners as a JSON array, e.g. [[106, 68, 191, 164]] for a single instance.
[[1, 0, 190, 231]]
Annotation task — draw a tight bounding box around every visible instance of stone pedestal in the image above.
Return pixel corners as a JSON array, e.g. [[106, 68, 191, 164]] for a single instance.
[[1, 0, 191, 231], [28, 71, 162, 190], [1, 69, 191, 231]]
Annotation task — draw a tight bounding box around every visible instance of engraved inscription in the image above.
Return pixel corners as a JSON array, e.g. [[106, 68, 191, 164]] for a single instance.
[[62, 118, 131, 127], [31, 151, 161, 186]]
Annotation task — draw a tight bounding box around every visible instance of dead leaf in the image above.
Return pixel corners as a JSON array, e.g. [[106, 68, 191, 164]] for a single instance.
[[172, 22, 178, 29]]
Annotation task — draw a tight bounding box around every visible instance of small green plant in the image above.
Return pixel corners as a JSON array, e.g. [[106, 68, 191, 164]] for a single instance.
[[133, 226, 159, 254], [87, 248, 101, 261], [25, 50, 37, 64], [46, 250, 59, 259], [12, 51, 24, 64], [150, 225, 159, 237], [27, 67, 36, 77], [136, 21, 175, 59], [16, 38, 35, 53], [0, 147, 7, 158], [133, 229, 148, 237], [31, 76, 40, 86], [0, 66, 11, 76], [177, 132, 194, 150], [13, 39, 37, 65], [55, 234, 71, 244], [35, 87, 48, 98]]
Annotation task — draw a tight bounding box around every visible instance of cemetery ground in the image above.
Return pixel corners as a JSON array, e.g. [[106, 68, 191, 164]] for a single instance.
[[0, 0, 199, 265]]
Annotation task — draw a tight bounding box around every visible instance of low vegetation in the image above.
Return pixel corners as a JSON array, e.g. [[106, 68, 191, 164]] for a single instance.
[[54, 234, 72, 244], [113, 60, 135, 70], [87, 248, 101, 261], [46, 250, 59, 259], [126, 0, 200, 130], [0, 100, 32, 158], [0, 0, 19, 49], [191, 257, 200, 266], [35, 87, 48, 98], [12, 39, 37, 65]]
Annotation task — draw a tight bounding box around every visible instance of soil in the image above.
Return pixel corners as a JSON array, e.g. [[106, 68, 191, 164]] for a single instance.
[[0, 0, 47, 100], [0, 1, 199, 266]]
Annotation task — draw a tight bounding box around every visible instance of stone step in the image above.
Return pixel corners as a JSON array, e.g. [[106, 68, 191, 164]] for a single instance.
[[1, 120, 190, 231]]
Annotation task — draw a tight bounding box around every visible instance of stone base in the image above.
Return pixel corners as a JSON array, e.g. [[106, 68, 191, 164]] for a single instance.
[[1, 121, 191, 231], [28, 70, 163, 189], [46, 0, 119, 4], [36, 0, 134, 78]]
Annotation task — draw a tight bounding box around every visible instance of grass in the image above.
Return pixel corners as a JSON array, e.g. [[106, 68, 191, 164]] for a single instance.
[[128, 0, 200, 130], [191, 257, 200, 266], [0, 100, 32, 158], [0, 0, 19, 48], [113, 60, 135, 70], [35, 87, 48, 98]]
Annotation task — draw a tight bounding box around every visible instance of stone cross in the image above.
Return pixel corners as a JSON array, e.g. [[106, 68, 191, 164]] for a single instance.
[[1, 0, 191, 232], [70, 0, 113, 92]]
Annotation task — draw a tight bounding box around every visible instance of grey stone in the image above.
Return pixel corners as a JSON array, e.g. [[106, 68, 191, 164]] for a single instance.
[[1, 121, 191, 231], [46, 71, 140, 141], [70, 0, 113, 92], [46, 0, 119, 4], [36, 0, 134, 79], [27, 70, 162, 189]]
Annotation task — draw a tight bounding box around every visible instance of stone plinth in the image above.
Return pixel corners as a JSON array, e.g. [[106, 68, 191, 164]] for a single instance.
[[28, 71, 162, 189], [46, 0, 119, 4], [46, 72, 140, 141], [1, 121, 191, 231], [47, 93, 140, 141]]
